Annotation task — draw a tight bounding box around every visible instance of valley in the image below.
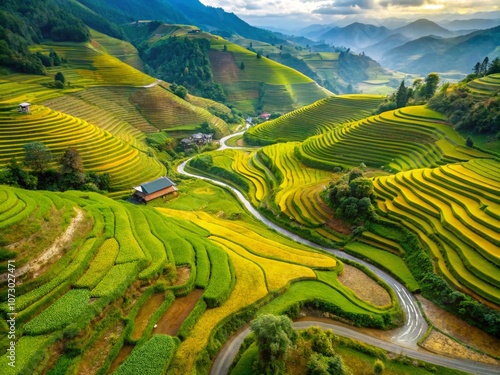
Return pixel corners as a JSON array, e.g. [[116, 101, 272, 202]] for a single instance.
[[0, 1, 499, 374]]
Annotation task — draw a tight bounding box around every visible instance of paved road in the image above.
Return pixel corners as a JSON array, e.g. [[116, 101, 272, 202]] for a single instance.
[[177, 137, 499, 375]]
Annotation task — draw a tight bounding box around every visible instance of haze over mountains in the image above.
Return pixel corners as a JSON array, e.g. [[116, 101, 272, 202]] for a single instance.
[[292, 16, 500, 76]]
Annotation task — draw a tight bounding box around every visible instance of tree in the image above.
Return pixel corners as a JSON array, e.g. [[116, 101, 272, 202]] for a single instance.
[[174, 85, 187, 99], [473, 62, 481, 76], [480, 56, 489, 76], [466, 136, 474, 147], [422, 73, 440, 99], [240, 61, 245, 70], [395, 80, 408, 108], [487, 57, 500, 75], [55, 71, 65, 84], [24, 142, 52, 173], [251, 314, 297, 375], [60, 146, 84, 188], [223, 44, 227, 52], [256, 51, 262, 59], [373, 359, 385, 374]]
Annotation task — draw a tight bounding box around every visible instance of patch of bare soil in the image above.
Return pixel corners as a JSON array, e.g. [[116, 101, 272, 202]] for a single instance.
[[174, 265, 191, 286], [79, 320, 126, 375], [208, 50, 240, 84], [324, 216, 352, 236], [131, 293, 165, 341], [338, 264, 391, 307], [107, 345, 134, 374], [0, 208, 86, 282], [421, 330, 500, 365], [418, 295, 500, 360], [153, 289, 204, 336]]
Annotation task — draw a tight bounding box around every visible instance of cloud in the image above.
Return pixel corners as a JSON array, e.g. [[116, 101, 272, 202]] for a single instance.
[[312, 0, 377, 15], [379, 0, 427, 7]]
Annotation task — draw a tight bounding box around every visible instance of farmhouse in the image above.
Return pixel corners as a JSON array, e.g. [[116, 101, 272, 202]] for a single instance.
[[19, 102, 30, 113], [133, 176, 177, 202]]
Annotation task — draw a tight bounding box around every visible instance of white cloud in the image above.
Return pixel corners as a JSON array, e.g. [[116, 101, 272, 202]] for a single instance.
[[199, 0, 500, 28]]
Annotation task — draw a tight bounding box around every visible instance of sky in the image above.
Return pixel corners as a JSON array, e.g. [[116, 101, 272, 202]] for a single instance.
[[199, 0, 500, 29]]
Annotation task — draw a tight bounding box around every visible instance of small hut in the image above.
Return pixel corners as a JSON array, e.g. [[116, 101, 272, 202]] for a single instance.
[[19, 102, 31, 114], [133, 176, 177, 203]]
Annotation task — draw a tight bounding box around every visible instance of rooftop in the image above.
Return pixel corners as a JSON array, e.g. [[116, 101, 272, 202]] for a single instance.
[[134, 176, 175, 194]]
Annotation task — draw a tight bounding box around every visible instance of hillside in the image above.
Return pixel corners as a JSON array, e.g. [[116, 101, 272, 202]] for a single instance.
[[209, 37, 332, 113], [381, 26, 500, 75], [245, 95, 384, 144], [297, 106, 491, 172], [0, 182, 407, 374], [229, 36, 394, 95]]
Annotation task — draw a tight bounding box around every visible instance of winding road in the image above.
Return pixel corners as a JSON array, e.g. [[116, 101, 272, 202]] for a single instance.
[[177, 134, 500, 375]]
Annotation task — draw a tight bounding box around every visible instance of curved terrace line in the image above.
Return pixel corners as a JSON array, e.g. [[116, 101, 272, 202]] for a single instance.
[[177, 133, 498, 375]]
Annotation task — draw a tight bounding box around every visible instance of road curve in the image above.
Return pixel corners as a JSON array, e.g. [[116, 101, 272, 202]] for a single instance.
[[177, 139, 498, 375]]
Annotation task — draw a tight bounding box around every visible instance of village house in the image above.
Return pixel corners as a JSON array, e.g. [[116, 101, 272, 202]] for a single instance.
[[133, 176, 177, 203], [181, 133, 213, 149], [19, 102, 30, 113]]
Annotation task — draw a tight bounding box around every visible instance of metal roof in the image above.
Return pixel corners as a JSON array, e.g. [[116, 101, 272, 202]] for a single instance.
[[134, 176, 175, 194]]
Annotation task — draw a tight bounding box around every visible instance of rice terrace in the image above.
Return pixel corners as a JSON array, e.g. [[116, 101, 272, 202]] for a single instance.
[[0, 1, 500, 375]]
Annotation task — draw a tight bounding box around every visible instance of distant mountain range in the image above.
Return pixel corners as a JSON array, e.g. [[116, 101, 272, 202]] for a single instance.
[[295, 17, 500, 75], [70, 0, 286, 44]]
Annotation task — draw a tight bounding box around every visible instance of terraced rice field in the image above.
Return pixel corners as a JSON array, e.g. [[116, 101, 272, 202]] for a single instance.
[[246, 94, 384, 143], [129, 84, 230, 136], [467, 73, 500, 95], [209, 38, 332, 112], [297, 106, 492, 172], [195, 145, 334, 227], [0, 185, 396, 375], [372, 159, 500, 305], [0, 105, 165, 191]]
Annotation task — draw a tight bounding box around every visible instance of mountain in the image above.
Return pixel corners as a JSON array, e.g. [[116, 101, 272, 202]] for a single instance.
[[320, 22, 390, 49], [71, 0, 285, 44], [381, 26, 500, 75], [441, 18, 500, 31], [363, 33, 411, 61], [319, 22, 392, 51], [393, 18, 452, 39]]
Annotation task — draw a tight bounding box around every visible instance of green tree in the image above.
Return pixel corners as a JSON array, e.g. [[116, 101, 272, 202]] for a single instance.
[[395, 80, 408, 108], [223, 44, 227, 51], [422, 73, 440, 99], [466, 136, 474, 147], [55, 71, 65, 84], [374, 359, 385, 374], [251, 314, 297, 375], [240, 61, 245, 70], [60, 146, 84, 190], [256, 51, 262, 59], [24, 141, 52, 173], [174, 85, 188, 99]]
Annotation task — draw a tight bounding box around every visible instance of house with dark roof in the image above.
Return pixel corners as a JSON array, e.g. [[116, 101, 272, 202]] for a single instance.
[[133, 176, 177, 202]]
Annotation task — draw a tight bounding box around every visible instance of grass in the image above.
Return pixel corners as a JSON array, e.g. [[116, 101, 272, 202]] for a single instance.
[[343, 242, 420, 292]]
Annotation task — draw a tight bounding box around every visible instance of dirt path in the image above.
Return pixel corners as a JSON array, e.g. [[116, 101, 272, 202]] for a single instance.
[[0, 208, 85, 282]]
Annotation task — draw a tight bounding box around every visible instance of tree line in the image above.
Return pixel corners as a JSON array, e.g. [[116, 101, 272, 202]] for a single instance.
[[0, 142, 110, 192], [140, 36, 226, 102], [0, 0, 89, 74], [428, 58, 500, 137]]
